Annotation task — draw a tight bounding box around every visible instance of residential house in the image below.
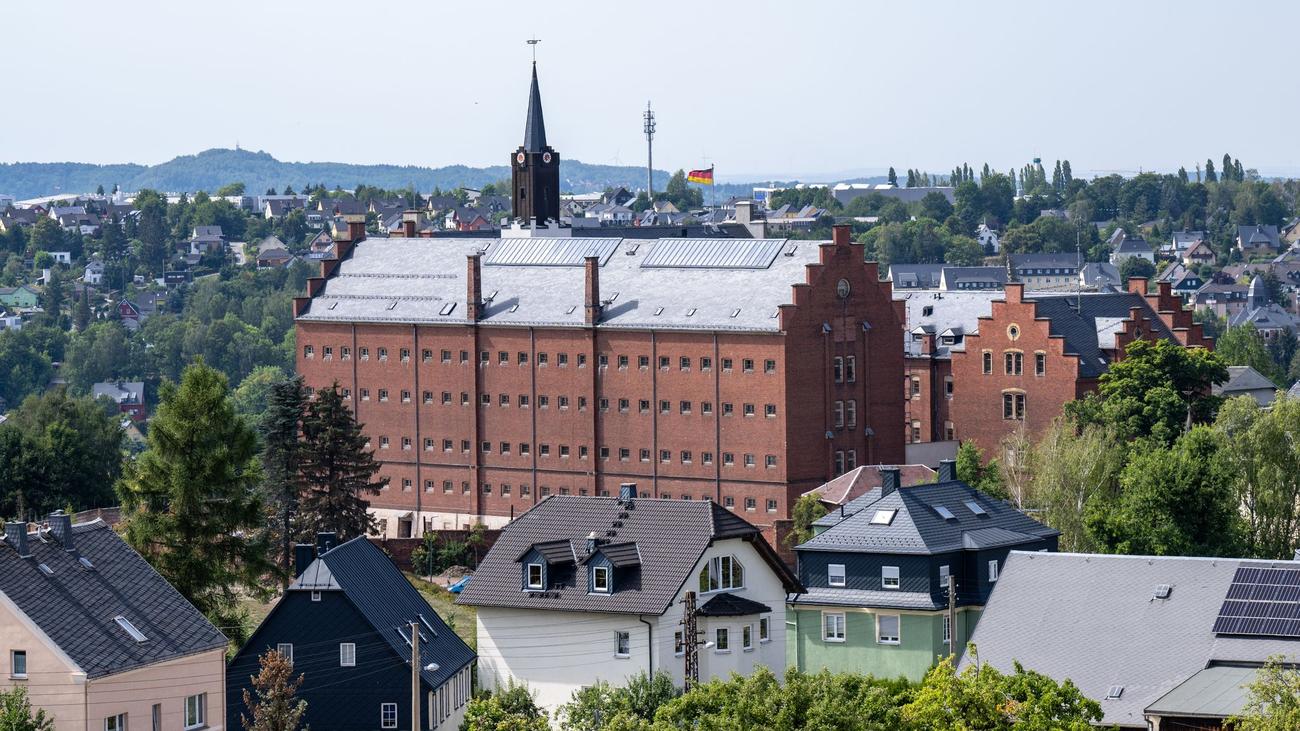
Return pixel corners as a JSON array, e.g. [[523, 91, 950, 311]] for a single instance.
[[0, 310, 21, 331], [802, 464, 937, 511], [583, 203, 635, 225], [444, 207, 495, 232], [789, 462, 1058, 681], [83, 258, 105, 285], [1237, 224, 1281, 258], [1212, 365, 1278, 407], [1079, 261, 1122, 289], [939, 266, 1007, 291], [307, 229, 335, 257], [1110, 235, 1155, 266], [0, 514, 227, 731], [1157, 262, 1204, 300], [1183, 240, 1217, 268], [1192, 282, 1250, 319], [1006, 253, 1082, 289], [1227, 276, 1300, 339], [457, 487, 802, 713], [602, 187, 635, 207], [263, 198, 305, 219], [227, 534, 475, 731], [888, 264, 943, 290], [976, 224, 999, 253], [256, 244, 294, 269], [187, 225, 225, 256], [964, 552, 1300, 730], [0, 285, 39, 310], [1165, 230, 1208, 257], [92, 381, 146, 421], [831, 184, 956, 207]]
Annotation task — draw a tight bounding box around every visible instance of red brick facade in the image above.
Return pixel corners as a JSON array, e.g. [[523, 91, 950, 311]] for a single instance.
[[904, 333, 954, 444], [294, 225, 906, 537], [943, 279, 1212, 455]]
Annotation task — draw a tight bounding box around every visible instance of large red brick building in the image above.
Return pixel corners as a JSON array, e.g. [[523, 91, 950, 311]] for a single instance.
[[903, 279, 1212, 455], [293, 224, 905, 537]]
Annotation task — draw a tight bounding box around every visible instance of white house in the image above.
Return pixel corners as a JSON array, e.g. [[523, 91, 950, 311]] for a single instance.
[[457, 486, 801, 713], [1109, 234, 1155, 266], [83, 258, 105, 285], [976, 223, 1000, 253]]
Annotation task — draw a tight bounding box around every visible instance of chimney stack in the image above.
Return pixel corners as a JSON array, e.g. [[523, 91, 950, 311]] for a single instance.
[[293, 543, 315, 578], [47, 512, 73, 552], [880, 467, 900, 497], [402, 211, 419, 238], [584, 256, 602, 325], [5, 522, 30, 558], [585, 531, 598, 555], [832, 224, 851, 247], [937, 459, 957, 483], [343, 214, 366, 243], [1126, 276, 1149, 295], [316, 532, 338, 556], [467, 254, 483, 321]]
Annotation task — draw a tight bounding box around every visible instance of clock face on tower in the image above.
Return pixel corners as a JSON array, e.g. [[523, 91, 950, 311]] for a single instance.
[[516, 152, 526, 164], [542, 152, 552, 164]]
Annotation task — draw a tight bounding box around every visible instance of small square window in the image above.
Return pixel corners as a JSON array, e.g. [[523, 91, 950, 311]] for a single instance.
[[829, 564, 846, 587], [882, 566, 900, 589]]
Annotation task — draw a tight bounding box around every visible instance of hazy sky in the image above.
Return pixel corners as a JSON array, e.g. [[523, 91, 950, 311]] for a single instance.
[[5, 0, 1298, 181]]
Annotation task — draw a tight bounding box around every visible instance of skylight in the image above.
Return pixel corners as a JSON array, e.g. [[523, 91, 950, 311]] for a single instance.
[[1105, 685, 1124, 700], [439, 302, 456, 316], [869, 509, 897, 526], [964, 500, 987, 516], [37, 564, 53, 576], [78, 556, 94, 570], [114, 616, 147, 642], [934, 506, 956, 520], [1154, 584, 1172, 599]]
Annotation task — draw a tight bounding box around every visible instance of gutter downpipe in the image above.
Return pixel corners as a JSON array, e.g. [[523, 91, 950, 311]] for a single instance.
[[639, 615, 654, 675]]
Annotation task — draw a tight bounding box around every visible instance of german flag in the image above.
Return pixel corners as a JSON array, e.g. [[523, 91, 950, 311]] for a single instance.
[[687, 167, 714, 185]]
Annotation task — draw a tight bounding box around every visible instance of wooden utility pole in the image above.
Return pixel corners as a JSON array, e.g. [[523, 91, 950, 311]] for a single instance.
[[947, 575, 957, 654], [682, 591, 699, 688], [411, 621, 421, 731]]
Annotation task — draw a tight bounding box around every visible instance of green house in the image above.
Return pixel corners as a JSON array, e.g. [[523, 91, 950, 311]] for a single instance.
[[0, 285, 39, 310], [786, 461, 1058, 681]]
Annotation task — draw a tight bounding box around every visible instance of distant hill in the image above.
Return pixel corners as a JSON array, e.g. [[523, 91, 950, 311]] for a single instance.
[[0, 148, 679, 200]]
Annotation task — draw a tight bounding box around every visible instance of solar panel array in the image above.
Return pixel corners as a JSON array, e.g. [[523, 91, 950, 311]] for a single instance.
[[1212, 565, 1300, 637], [482, 237, 621, 267], [639, 238, 787, 269]]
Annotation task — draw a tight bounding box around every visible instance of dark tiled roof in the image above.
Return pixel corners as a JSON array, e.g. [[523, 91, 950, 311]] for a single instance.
[[1029, 292, 1176, 378], [520, 539, 576, 564], [695, 592, 771, 617], [293, 537, 474, 689], [458, 496, 799, 615], [0, 520, 226, 678], [523, 64, 547, 152], [794, 586, 943, 611], [588, 542, 641, 568], [799, 480, 1058, 555]]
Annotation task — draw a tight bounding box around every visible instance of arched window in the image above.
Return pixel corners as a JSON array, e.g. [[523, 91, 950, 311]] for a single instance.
[[698, 555, 745, 592]]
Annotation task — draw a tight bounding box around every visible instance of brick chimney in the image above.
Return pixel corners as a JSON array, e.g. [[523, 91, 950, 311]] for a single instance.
[[402, 210, 419, 238], [937, 459, 957, 483], [1004, 282, 1025, 304], [832, 224, 851, 247], [584, 255, 602, 325], [467, 254, 483, 321], [1126, 276, 1149, 295], [880, 467, 900, 497], [342, 214, 366, 243]]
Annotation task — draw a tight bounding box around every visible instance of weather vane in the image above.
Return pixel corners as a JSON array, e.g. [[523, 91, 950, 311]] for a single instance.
[[527, 38, 540, 63]]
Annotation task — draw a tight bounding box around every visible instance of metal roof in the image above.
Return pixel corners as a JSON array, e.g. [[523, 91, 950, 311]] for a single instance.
[[482, 237, 621, 267], [1143, 665, 1257, 720], [639, 238, 788, 269]]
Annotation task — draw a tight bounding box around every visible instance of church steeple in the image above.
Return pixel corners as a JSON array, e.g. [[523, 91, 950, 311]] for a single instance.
[[511, 60, 560, 226], [523, 63, 547, 153]]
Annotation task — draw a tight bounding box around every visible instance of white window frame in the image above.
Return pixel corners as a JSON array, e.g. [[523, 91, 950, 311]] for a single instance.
[[698, 555, 745, 593], [988, 559, 1000, 582], [877, 614, 901, 645], [311, 591, 321, 602], [823, 612, 846, 643], [106, 713, 127, 731], [828, 563, 846, 587], [340, 642, 356, 667], [381, 703, 398, 729], [939, 564, 951, 591], [592, 565, 611, 593], [277, 642, 293, 664], [184, 692, 206, 730], [943, 615, 952, 645], [614, 630, 630, 658], [10, 650, 25, 679], [759, 617, 770, 643], [882, 565, 900, 589], [742, 624, 753, 651], [526, 563, 544, 589], [714, 627, 730, 652]]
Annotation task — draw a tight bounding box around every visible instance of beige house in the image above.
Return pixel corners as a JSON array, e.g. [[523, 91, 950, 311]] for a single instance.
[[0, 515, 227, 731]]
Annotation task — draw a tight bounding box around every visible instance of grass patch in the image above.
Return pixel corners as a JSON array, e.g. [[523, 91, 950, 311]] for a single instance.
[[405, 572, 477, 651]]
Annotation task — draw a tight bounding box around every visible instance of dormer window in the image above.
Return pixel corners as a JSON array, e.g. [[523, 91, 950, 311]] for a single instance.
[[526, 563, 544, 590], [592, 566, 611, 593]]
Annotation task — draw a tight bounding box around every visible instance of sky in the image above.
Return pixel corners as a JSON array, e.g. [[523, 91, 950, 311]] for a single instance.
[[5, 0, 1299, 182]]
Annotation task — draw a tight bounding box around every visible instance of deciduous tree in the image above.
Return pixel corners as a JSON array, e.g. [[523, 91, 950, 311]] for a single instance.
[[0, 687, 55, 731], [240, 648, 308, 731]]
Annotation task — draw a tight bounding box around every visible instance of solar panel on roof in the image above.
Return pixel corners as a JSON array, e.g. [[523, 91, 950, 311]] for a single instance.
[[639, 238, 787, 270], [482, 238, 621, 267], [1214, 566, 1300, 638]]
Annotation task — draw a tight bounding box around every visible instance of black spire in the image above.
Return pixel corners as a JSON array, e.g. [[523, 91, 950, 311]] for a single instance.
[[523, 63, 547, 152]]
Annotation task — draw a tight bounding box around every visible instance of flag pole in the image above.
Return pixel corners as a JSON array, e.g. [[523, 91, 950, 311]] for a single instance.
[[711, 164, 716, 210]]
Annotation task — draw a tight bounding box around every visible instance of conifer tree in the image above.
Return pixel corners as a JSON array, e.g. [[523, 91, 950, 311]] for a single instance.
[[117, 361, 271, 631], [1206, 159, 1217, 182], [297, 384, 385, 541], [39, 269, 65, 330], [887, 167, 897, 186], [73, 286, 90, 331], [260, 376, 307, 583], [241, 649, 308, 731]]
